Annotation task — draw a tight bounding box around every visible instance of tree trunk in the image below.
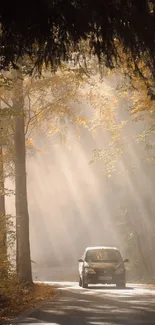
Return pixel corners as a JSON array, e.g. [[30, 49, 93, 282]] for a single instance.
[[12, 69, 32, 283], [0, 141, 7, 278]]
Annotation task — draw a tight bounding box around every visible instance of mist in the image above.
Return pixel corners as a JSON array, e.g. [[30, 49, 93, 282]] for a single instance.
[[5, 76, 155, 283]]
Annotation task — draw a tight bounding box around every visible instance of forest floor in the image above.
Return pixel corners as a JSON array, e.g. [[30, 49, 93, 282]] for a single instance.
[[0, 280, 56, 324]]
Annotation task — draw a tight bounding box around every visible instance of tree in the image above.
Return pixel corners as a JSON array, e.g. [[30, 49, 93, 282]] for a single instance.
[[0, 101, 7, 278], [0, 65, 88, 283], [0, 81, 16, 280], [11, 69, 32, 283], [1, 1, 155, 78]]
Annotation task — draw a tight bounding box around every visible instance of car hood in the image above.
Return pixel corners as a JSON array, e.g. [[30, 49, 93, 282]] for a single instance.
[[86, 262, 121, 270]]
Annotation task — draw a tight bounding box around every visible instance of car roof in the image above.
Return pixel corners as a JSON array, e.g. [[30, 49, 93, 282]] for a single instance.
[[85, 246, 118, 252]]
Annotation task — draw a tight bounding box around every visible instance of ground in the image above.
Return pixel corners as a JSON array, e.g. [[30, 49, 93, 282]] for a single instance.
[[10, 281, 155, 325], [0, 282, 55, 324]]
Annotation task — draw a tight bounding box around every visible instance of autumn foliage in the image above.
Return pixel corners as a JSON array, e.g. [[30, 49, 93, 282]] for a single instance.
[[0, 279, 55, 324]]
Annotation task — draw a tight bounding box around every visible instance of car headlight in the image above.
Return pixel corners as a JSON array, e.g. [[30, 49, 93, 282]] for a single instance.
[[115, 267, 125, 274], [85, 267, 96, 274]]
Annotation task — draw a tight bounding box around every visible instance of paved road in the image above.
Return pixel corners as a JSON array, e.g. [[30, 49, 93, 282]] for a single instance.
[[11, 282, 155, 325]]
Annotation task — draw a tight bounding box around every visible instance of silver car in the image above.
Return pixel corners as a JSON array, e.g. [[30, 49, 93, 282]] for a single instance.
[[78, 246, 129, 288]]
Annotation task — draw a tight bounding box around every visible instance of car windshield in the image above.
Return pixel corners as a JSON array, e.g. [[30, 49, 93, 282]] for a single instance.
[[85, 249, 122, 263]]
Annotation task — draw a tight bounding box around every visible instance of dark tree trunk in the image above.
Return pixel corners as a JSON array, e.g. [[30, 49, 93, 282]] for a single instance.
[[0, 142, 7, 278], [12, 69, 32, 283]]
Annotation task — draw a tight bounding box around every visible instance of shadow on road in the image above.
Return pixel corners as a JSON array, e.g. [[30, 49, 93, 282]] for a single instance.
[[12, 287, 155, 325]]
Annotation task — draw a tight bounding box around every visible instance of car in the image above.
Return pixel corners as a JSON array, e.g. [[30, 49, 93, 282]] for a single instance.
[[78, 246, 129, 289]]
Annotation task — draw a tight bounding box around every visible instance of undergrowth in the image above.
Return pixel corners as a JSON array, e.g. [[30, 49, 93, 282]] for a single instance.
[[0, 276, 55, 324]]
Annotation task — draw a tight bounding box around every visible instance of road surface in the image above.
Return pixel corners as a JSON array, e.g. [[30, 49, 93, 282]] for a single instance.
[[11, 282, 155, 325]]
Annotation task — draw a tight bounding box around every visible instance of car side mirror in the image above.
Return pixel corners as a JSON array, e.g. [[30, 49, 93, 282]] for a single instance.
[[124, 259, 129, 263], [78, 258, 83, 262]]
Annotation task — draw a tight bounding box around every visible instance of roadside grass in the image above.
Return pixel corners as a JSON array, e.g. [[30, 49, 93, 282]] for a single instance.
[[0, 277, 56, 324]]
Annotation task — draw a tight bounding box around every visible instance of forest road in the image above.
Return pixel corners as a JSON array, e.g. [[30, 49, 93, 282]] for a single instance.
[[11, 282, 155, 325]]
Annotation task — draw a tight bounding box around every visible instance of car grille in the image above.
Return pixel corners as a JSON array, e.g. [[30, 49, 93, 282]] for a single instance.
[[94, 268, 114, 276]]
